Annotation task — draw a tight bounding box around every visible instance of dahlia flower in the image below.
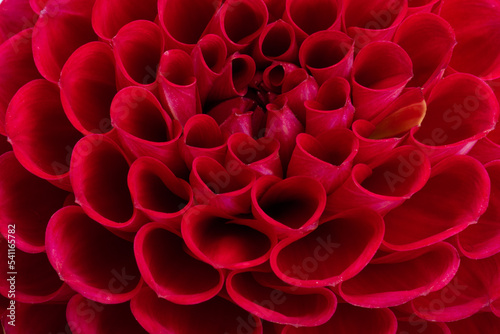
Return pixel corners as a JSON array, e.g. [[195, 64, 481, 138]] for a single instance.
[[1, 0, 500, 332]]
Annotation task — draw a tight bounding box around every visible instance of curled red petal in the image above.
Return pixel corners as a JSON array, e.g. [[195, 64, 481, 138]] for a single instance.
[[158, 0, 222, 52], [252, 20, 298, 68], [0, 152, 68, 253], [351, 41, 413, 121], [128, 157, 193, 227], [67, 295, 147, 333], [325, 145, 430, 215], [287, 128, 359, 194], [5, 79, 82, 190], [283, 0, 343, 42], [445, 312, 500, 334], [225, 132, 283, 178], [46, 206, 143, 304], [113, 20, 164, 92], [181, 205, 277, 269], [271, 208, 384, 287], [92, 0, 157, 40], [408, 73, 499, 164], [299, 30, 354, 85], [32, 0, 97, 83], [282, 303, 398, 334], [0, 29, 41, 136], [251, 175, 326, 238], [0, 303, 68, 334], [70, 134, 147, 231], [60, 41, 117, 135], [134, 222, 224, 304], [178, 114, 227, 167], [131, 286, 262, 334], [190, 156, 256, 215], [226, 270, 337, 326], [338, 242, 460, 308], [383, 155, 490, 251]]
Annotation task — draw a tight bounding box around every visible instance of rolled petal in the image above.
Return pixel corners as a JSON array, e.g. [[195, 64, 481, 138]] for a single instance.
[[70, 134, 147, 231], [131, 286, 262, 334], [128, 157, 193, 227], [181, 205, 277, 269], [278, 68, 319, 124], [440, 0, 500, 79], [383, 155, 490, 251], [0, 152, 68, 253], [32, 0, 97, 82], [338, 242, 460, 308], [0, 237, 71, 303], [158, 0, 222, 52], [113, 20, 164, 92], [299, 30, 354, 84], [226, 270, 337, 326], [67, 295, 147, 333], [457, 160, 500, 259], [445, 312, 500, 334], [271, 208, 384, 287], [283, 0, 343, 42], [190, 156, 255, 215], [92, 0, 157, 40], [305, 77, 354, 135], [251, 175, 326, 237], [204, 0, 268, 53], [408, 73, 499, 164], [5, 79, 82, 190], [287, 129, 358, 194], [282, 303, 398, 334], [110, 86, 187, 177], [134, 223, 224, 304], [178, 114, 227, 167], [325, 145, 431, 215], [351, 41, 413, 121], [158, 49, 202, 126], [60, 41, 117, 135], [0, 303, 68, 334], [225, 133, 283, 178], [253, 20, 298, 67], [0, 29, 41, 135], [46, 206, 142, 304], [343, 0, 408, 49]]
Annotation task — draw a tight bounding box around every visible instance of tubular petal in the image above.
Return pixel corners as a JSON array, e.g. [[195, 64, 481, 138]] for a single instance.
[[134, 223, 224, 304], [46, 206, 143, 304], [338, 242, 460, 308]]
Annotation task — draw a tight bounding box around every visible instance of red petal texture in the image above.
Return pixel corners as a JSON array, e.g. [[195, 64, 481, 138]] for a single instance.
[[253, 20, 298, 67], [383, 155, 490, 251], [226, 270, 337, 326], [0, 0, 37, 45], [325, 145, 430, 215], [282, 303, 398, 334], [134, 223, 224, 304], [190, 156, 256, 215], [181, 205, 277, 269], [5, 79, 82, 190], [0, 29, 41, 135], [408, 73, 499, 163], [457, 160, 500, 259], [351, 41, 413, 121], [66, 295, 147, 333], [445, 311, 500, 334], [287, 128, 359, 194], [131, 286, 263, 334], [32, 0, 97, 83], [59, 41, 117, 135], [128, 157, 193, 226], [440, 0, 500, 79], [92, 0, 157, 40], [271, 208, 384, 287], [251, 175, 326, 237], [305, 77, 354, 135], [338, 242, 460, 308], [0, 152, 68, 253], [70, 134, 147, 231], [1, 303, 68, 334], [46, 206, 142, 303]]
